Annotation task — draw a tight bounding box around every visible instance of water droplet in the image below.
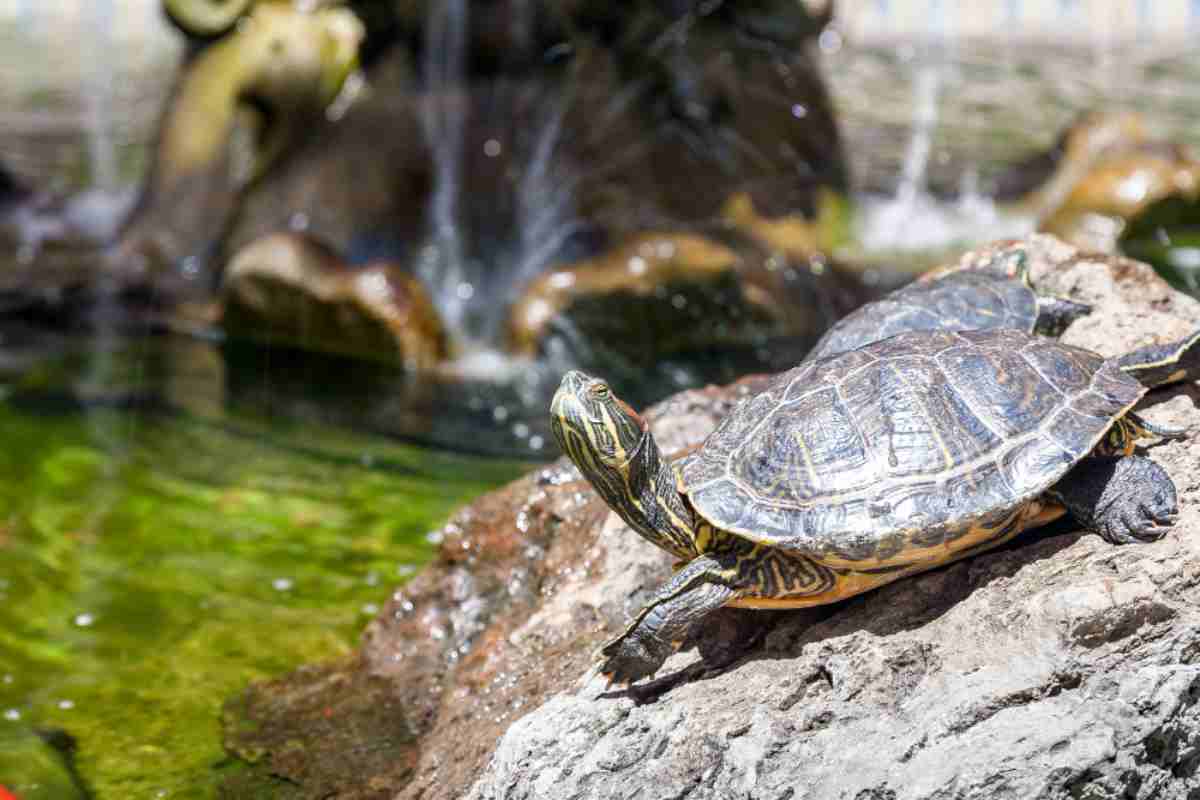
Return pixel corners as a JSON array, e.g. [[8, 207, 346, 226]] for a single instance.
[[671, 294, 688, 310], [791, 104, 807, 119], [528, 435, 545, 451], [57, 699, 75, 710], [73, 613, 95, 627], [627, 256, 647, 275], [289, 212, 310, 231], [456, 282, 475, 301], [3, 709, 19, 721], [492, 406, 510, 422], [548, 271, 575, 289], [425, 529, 445, 545], [483, 138, 502, 157], [180, 256, 200, 276], [512, 422, 530, 438], [272, 577, 294, 592], [818, 28, 842, 53], [361, 603, 379, 616], [326, 70, 365, 122]]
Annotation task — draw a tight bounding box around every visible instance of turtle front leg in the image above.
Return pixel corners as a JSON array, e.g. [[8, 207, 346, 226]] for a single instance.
[[600, 555, 738, 686], [1048, 455, 1178, 545]]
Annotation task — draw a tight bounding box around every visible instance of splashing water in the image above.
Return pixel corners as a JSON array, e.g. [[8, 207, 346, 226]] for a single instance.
[[857, 57, 1033, 253], [83, 0, 118, 192], [418, 0, 471, 336]]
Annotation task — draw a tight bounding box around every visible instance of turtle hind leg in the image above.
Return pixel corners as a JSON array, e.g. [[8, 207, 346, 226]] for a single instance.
[[600, 555, 738, 687], [1048, 456, 1178, 545], [1117, 327, 1200, 389]]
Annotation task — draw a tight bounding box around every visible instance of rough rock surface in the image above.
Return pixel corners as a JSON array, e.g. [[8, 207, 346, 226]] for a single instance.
[[222, 235, 1200, 799], [466, 235, 1200, 800]]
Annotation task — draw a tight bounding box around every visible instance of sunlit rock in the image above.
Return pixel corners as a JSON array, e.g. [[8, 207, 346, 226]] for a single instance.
[[219, 232, 447, 369], [721, 190, 851, 260], [1040, 147, 1200, 254], [1008, 112, 1200, 254]]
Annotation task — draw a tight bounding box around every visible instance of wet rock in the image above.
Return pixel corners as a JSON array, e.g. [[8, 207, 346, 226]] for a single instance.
[[1007, 112, 1200, 254], [122, 0, 846, 327], [1040, 146, 1200, 255], [222, 236, 1200, 800], [996, 111, 1149, 205], [222, 660, 421, 799], [506, 231, 857, 375], [721, 190, 851, 261], [219, 232, 447, 369]]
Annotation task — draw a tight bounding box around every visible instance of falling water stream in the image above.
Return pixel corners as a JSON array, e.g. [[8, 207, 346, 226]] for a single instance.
[[418, 0, 471, 337]]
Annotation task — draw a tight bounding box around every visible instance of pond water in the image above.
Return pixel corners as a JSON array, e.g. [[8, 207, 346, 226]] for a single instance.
[[3, 6, 1200, 797], [0, 336, 527, 796]]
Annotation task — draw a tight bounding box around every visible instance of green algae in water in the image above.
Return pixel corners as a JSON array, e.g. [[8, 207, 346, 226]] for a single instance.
[[0, 389, 525, 796]]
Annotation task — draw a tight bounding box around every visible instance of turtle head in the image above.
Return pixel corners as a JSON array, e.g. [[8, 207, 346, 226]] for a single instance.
[[551, 371, 648, 475], [551, 371, 699, 560]]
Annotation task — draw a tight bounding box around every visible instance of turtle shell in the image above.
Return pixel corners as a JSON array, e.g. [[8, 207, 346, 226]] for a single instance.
[[680, 328, 1145, 568], [805, 267, 1037, 362]]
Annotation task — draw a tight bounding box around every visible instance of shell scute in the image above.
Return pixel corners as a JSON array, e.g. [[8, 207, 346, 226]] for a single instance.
[[935, 345, 1063, 438]]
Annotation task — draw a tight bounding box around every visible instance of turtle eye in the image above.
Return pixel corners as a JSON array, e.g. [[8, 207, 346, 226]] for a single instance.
[[589, 381, 610, 399]]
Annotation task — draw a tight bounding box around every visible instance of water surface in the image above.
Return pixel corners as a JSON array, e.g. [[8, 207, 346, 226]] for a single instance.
[[0, 336, 526, 796]]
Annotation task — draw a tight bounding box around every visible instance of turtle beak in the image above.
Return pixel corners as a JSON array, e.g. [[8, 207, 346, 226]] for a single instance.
[[552, 371, 597, 420], [551, 371, 589, 427]]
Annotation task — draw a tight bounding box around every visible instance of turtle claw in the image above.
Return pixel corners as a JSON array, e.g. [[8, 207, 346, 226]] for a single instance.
[[597, 633, 672, 687]]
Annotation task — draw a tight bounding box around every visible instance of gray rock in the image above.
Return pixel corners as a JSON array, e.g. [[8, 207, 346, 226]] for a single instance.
[[466, 236, 1200, 800]]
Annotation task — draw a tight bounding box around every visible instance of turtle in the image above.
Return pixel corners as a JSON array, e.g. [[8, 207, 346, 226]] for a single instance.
[[805, 250, 1200, 390], [804, 251, 1091, 362], [550, 327, 1183, 686]]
